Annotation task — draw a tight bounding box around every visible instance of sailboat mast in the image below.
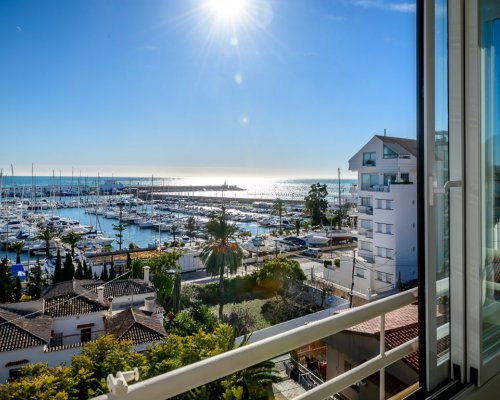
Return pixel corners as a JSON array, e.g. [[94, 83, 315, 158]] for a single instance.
[[338, 168, 341, 230]]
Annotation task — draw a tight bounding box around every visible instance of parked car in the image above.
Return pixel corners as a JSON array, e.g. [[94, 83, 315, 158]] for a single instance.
[[302, 248, 323, 258]]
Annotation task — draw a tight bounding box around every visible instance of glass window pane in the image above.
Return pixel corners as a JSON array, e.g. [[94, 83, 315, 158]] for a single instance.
[[435, 0, 450, 362], [480, 0, 500, 363]]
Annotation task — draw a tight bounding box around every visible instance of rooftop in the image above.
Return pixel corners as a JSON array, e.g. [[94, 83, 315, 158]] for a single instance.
[[0, 308, 52, 352], [105, 308, 167, 345]]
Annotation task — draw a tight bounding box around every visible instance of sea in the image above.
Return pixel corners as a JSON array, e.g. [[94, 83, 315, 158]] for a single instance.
[[1, 176, 357, 263]]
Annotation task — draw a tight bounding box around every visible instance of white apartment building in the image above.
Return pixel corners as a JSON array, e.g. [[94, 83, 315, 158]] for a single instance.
[[337, 135, 418, 298]]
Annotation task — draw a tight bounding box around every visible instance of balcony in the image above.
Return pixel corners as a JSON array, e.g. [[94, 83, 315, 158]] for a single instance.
[[357, 205, 373, 215], [361, 185, 390, 193], [358, 227, 373, 238], [92, 289, 420, 400]]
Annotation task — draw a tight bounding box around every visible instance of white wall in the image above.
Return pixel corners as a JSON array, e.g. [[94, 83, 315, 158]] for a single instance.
[[53, 312, 105, 345]]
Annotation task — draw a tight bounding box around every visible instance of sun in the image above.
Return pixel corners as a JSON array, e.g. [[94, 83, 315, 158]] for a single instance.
[[208, 0, 249, 23]]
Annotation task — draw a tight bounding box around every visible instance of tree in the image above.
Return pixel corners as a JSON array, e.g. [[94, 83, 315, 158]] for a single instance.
[[26, 259, 46, 300], [304, 182, 328, 226], [0, 257, 15, 303], [71, 335, 146, 398], [14, 276, 22, 301], [129, 257, 143, 279], [83, 260, 92, 279], [53, 249, 63, 283], [9, 241, 24, 264], [126, 251, 132, 271], [35, 228, 56, 259], [272, 198, 285, 232], [256, 258, 306, 294], [109, 258, 116, 280], [75, 260, 84, 279], [185, 216, 197, 244], [62, 231, 82, 258], [170, 225, 178, 245], [200, 206, 243, 320], [100, 261, 109, 281], [293, 219, 301, 236], [62, 253, 75, 281], [147, 252, 181, 309], [112, 205, 126, 251]]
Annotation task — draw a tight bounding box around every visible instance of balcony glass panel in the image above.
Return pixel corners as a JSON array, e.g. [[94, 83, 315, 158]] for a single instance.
[[480, 0, 500, 363], [361, 173, 379, 190], [434, 0, 450, 362]]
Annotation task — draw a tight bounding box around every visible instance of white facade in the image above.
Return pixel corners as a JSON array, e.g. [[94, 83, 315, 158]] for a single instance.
[[336, 135, 417, 297]]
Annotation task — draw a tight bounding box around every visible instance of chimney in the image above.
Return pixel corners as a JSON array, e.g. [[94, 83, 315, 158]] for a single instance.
[[107, 296, 113, 317], [384, 128, 387, 136], [143, 266, 150, 285], [97, 286, 104, 304], [144, 296, 155, 313]]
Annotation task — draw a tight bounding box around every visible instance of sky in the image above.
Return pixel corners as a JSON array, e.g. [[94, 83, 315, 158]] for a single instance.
[[0, 0, 416, 179]]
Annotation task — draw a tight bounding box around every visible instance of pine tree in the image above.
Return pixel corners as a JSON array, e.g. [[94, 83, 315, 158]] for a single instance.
[[75, 260, 83, 279], [100, 261, 109, 281], [126, 251, 131, 272], [26, 259, 46, 300], [14, 276, 22, 301], [82, 261, 88, 279], [109, 258, 116, 280], [53, 249, 63, 283], [62, 253, 75, 281], [84, 260, 92, 279], [0, 257, 15, 303]]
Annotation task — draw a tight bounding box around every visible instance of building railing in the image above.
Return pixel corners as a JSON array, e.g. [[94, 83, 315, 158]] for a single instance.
[[92, 288, 419, 400], [357, 205, 373, 215], [362, 185, 390, 192]]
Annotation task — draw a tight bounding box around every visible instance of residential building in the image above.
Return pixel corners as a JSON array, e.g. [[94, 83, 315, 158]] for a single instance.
[[0, 266, 166, 382], [335, 135, 417, 299]]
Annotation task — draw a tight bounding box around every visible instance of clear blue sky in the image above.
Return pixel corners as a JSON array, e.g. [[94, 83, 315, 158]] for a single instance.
[[0, 0, 416, 178]]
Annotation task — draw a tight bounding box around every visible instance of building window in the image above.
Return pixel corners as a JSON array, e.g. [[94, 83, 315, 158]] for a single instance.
[[386, 200, 393, 210], [376, 246, 393, 259], [360, 197, 372, 207], [360, 219, 371, 229], [356, 268, 366, 278], [400, 173, 410, 182], [361, 173, 378, 190], [383, 173, 397, 185], [360, 241, 372, 251], [383, 144, 398, 159], [362, 151, 376, 166], [375, 222, 393, 234], [81, 328, 92, 343]]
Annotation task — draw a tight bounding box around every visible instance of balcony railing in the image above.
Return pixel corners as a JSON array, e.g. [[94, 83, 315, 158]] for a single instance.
[[92, 289, 419, 400], [357, 205, 373, 215], [361, 185, 390, 192]]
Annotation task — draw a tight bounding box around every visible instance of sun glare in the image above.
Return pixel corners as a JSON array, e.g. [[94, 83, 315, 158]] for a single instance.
[[209, 0, 248, 22]]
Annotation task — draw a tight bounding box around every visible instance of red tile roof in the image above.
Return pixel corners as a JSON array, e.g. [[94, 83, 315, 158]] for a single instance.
[[346, 305, 418, 335]]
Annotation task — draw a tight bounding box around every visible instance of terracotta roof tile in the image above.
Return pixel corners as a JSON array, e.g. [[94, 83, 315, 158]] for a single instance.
[[0, 308, 52, 352], [105, 308, 166, 345]]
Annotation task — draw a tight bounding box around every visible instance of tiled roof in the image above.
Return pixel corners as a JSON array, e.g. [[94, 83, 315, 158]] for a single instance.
[[0, 308, 52, 352], [105, 308, 167, 345], [375, 135, 418, 157], [385, 323, 419, 371], [82, 279, 154, 298], [346, 305, 418, 335], [44, 293, 106, 317]]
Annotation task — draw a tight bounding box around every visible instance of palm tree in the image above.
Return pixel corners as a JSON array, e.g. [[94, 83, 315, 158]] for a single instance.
[[170, 225, 178, 246], [35, 228, 56, 259], [293, 219, 301, 236], [62, 231, 82, 258], [9, 241, 24, 264], [272, 198, 285, 232], [200, 206, 243, 320]]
